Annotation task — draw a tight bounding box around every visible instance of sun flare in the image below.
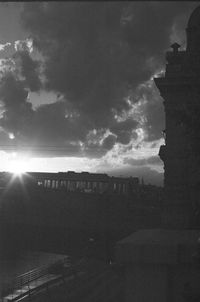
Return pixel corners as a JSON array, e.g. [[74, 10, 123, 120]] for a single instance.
[[7, 159, 28, 175]]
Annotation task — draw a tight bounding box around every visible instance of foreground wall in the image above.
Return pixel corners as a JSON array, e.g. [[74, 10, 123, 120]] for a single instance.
[[116, 229, 200, 302]]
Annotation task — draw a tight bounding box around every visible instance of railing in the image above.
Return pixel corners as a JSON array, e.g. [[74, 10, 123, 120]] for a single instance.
[[12, 265, 48, 291], [1, 257, 70, 300], [7, 257, 94, 302], [1, 257, 124, 302]]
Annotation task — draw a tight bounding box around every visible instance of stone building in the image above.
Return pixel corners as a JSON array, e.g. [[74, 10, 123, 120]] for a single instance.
[[155, 6, 200, 228], [116, 6, 200, 302]]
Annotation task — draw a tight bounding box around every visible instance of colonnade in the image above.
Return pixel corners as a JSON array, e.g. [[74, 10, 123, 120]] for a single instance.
[[36, 178, 128, 194]]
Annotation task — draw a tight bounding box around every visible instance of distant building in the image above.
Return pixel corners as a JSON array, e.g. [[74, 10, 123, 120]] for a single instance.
[[0, 171, 139, 195]]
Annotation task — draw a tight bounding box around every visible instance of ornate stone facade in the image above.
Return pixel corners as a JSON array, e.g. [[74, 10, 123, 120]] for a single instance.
[[155, 6, 200, 228], [116, 7, 200, 302]]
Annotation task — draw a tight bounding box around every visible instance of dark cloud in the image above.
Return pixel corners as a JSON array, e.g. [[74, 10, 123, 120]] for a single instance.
[[116, 131, 132, 145], [0, 72, 28, 108], [0, 72, 33, 135], [110, 118, 138, 144], [0, 2, 198, 159], [102, 134, 116, 150], [19, 2, 197, 141], [13, 50, 41, 91], [122, 2, 197, 53], [111, 119, 138, 133]]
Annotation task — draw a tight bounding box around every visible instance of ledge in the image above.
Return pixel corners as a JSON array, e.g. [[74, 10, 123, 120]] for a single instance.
[[115, 229, 200, 265]]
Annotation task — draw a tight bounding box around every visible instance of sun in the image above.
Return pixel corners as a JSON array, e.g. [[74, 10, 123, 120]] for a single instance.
[[7, 159, 28, 175]]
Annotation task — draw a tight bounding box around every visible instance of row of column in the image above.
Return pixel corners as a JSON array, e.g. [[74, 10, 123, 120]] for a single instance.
[[37, 179, 128, 194]]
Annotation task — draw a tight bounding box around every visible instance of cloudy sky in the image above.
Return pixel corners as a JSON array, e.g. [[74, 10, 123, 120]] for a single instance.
[[0, 2, 198, 185]]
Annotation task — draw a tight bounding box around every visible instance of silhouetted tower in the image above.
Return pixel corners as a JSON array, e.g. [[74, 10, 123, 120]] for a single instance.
[[154, 6, 200, 228]]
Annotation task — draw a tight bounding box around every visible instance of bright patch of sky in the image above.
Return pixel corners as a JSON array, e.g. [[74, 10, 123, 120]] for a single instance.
[[29, 91, 59, 108]]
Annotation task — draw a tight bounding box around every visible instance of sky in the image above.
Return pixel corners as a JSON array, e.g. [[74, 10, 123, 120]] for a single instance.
[[0, 2, 198, 186]]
